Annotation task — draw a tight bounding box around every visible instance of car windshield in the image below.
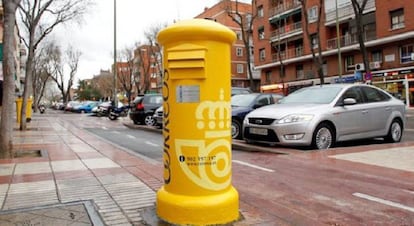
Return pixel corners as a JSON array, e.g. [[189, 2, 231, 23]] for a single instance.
[[231, 94, 258, 107], [280, 86, 343, 104]]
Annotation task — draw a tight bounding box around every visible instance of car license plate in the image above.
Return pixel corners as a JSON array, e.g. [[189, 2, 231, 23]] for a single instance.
[[249, 127, 268, 135]]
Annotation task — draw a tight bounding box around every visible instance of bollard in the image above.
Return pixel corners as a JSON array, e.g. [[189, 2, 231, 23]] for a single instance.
[[156, 19, 239, 225]]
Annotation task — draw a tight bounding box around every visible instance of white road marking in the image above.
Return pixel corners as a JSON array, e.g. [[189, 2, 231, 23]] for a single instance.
[[353, 192, 414, 213], [232, 160, 275, 172], [145, 141, 159, 147], [112, 131, 120, 134], [102, 127, 108, 130], [126, 135, 135, 139]]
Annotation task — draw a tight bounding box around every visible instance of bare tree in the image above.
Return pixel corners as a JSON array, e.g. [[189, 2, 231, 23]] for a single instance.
[[93, 72, 113, 100], [0, 0, 21, 158], [32, 44, 51, 111], [299, 0, 325, 85], [46, 44, 80, 103], [17, 0, 92, 130], [350, 0, 370, 76], [117, 47, 135, 103], [224, 0, 257, 91]]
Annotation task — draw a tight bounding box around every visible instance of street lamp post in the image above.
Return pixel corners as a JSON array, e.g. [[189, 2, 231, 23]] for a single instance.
[[113, 0, 118, 106], [336, 0, 343, 81]]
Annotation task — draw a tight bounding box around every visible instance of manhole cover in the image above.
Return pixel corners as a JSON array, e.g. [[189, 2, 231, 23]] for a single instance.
[[0, 201, 104, 226]]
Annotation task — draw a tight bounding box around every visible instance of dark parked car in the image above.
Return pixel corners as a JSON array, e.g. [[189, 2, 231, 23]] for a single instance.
[[231, 93, 283, 139], [129, 94, 163, 126]]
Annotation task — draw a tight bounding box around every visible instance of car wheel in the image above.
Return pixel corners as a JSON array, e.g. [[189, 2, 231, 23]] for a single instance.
[[144, 115, 155, 126], [384, 119, 402, 143], [231, 119, 242, 139], [312, 123, 335, 150]]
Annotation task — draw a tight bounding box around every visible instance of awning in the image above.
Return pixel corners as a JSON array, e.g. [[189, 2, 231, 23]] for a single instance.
[[269, 7, 301, 24]]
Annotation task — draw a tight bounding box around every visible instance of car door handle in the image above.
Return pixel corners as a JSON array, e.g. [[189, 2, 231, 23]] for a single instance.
[[385, 107, 392, 111], [362, 110, 368, 114]]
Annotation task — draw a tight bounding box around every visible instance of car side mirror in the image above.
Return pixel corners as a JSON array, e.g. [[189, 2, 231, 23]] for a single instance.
[[343, 98, 357, 105]]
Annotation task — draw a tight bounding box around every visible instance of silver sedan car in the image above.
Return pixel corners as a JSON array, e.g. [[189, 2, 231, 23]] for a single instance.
[[243, 84, 406, 150]]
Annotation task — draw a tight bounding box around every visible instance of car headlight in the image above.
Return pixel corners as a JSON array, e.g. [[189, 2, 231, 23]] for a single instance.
[[276, 114, 314, 124]]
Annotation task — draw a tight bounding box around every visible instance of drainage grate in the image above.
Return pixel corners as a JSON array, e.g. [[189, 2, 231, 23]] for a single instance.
[[14, 149, 48, 158], [0, 200, 104, 226]]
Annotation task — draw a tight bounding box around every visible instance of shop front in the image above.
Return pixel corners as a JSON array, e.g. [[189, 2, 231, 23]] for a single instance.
[[371, 68, 414, 107]]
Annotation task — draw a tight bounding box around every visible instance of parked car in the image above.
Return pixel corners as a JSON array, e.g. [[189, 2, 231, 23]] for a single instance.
[[231, 93, 283, 139], [129, 94, 163, 126], [73, 101, 99, 113], [64, 101, 81, 112], [153, 106, 163, 128], [232, 87, 252, 96], [243, 84, 406, 150]]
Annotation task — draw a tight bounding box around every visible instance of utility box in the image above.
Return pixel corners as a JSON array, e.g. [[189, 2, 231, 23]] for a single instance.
[[156, 19, 239, 225]]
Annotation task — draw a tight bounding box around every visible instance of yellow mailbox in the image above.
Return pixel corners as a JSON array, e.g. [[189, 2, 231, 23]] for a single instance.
[[15, 97, 33, 123], [156, 19, 239, 225]]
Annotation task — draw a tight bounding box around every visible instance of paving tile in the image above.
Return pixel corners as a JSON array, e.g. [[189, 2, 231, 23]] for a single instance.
[[0, 164, 15, 176], [331, 147, 414, 172], [51, 159, 88, 172], [14, 162, 51, 175], [68, 143, 97, 153], [11, 172, 54, 183], [82, 158, 120, 169]]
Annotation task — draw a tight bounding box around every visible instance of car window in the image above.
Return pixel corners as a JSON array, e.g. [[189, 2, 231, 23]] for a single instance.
[[341, 87, 363, 103], [361, 86, 390, 103], [231, 94, 258, 107], [280, 87, 342, 104], [256, 96, 270, 105], [146, 95, 163, 104]]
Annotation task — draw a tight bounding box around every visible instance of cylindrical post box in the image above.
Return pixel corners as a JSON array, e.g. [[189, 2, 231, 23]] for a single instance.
[[156, 19, 239, 225]]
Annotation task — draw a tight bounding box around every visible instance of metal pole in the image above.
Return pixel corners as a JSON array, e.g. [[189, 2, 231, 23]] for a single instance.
[[336, 0, 342, 81], [113, 0, 118, 106]]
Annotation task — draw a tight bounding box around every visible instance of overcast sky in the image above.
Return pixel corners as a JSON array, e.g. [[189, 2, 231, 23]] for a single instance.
[[53, 0, 247, 81]]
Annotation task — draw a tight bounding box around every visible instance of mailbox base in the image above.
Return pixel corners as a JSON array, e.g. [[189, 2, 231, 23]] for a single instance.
[[156, 186, 239, 225]]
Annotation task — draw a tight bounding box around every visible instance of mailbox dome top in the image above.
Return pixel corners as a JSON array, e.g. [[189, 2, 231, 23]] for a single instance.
[[157, 19, 236, 45]]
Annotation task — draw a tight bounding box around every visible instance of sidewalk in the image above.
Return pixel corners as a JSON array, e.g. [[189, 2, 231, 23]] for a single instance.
[[0, 115, 163, 225]]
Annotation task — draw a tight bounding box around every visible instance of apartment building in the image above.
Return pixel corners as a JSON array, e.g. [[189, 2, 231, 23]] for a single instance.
[[253, 0, 414, 106], [195, 0, 261, 90], [132, 44, 162, 95]]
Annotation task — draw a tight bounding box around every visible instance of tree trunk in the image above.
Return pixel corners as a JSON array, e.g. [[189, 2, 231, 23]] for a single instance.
[[0, 0, 21, 158]]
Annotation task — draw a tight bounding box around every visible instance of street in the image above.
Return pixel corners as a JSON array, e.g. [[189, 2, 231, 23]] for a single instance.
[[51, 109, 414, 224]]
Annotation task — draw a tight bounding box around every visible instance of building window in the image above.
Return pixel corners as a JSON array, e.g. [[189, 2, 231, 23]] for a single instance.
[[236, 31, 242, 40], [400, 44, 414, 64], [371, 50, 382, 62], [236, 47, 243, 57], [390, 8, 404, 30], [237, 64, 244, 74], [345, 55, 354, 72], [296, 65, 304, 79], [265, 71, 271, 84], [257, 5, 264, 18], [307, 6, 318, 23], [259, 48, 265, 61], [310, 34, 319, 49], [258, 26, 265, 40], [322, 61, 328, 76]]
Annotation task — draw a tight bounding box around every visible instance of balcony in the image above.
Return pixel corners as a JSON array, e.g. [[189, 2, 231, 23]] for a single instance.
[[271, 46, 304, 62], [325, 0, 375, 26], [269, 0, 301, 20], [326, 30, 376, 50], [270, 21, 303, 41]]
